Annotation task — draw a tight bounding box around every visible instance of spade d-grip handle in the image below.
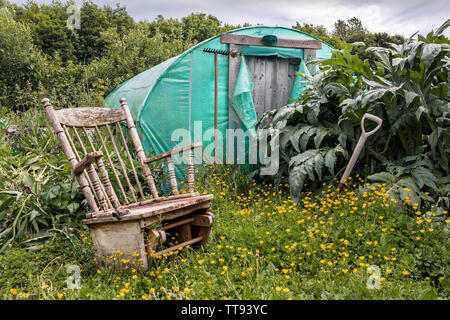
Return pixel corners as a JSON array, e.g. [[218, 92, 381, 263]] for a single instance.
[[334, 113, 383, 198]]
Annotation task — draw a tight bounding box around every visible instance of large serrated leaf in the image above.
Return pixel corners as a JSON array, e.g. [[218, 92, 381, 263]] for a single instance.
[[289, 125, 312, 153], [313, 153, 324, 180], [299, 127, 314, 151], [428, 128, 442, 153], [325, 148, 337, 176], [367, 172, 398, 184], [404, 91, 419, 107], [289, 166, 306, 202], [314, 127, 329, 149], [411, 166, 437, 190], [279, 126, 295, 151]]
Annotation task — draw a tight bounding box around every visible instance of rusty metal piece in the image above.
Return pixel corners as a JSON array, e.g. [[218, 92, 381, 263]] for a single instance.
[[229, 48, 242, 58]]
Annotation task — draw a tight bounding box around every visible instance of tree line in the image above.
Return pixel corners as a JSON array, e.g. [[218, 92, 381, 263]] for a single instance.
[[0, 0, 405, 112]]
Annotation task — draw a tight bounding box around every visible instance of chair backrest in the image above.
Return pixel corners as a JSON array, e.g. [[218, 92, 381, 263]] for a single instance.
[[43, 97, 162, 215]]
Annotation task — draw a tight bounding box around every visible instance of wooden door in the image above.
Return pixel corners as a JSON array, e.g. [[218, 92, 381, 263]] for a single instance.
[[246, 56, 301, 123]]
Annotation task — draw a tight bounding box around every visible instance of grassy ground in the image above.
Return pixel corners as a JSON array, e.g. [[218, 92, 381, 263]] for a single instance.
[[0, 166, 449, 300]]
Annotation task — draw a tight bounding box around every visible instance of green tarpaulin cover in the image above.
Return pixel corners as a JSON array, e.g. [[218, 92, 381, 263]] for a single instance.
[[105, 26, 334, 173], [231, 56, 257, 137]]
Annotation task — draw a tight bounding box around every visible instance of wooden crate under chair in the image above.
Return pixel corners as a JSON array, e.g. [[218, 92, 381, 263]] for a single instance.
[[42, 97, 214, 271]]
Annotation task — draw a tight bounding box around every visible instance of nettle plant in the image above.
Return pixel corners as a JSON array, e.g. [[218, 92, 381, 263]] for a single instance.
[[259, 20, 450, 208], [0, 108, 170, 251], [0, 110, 86, 252]]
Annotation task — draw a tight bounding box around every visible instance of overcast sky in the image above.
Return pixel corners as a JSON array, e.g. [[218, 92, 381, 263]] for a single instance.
[[11, 0, 450, 37]]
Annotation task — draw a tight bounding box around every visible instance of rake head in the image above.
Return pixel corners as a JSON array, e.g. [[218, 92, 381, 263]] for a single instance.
[[202, 48, 229, 55]]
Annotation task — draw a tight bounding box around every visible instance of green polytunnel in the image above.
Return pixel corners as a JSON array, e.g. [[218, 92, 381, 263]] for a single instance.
[[105, 26, 334, 168]]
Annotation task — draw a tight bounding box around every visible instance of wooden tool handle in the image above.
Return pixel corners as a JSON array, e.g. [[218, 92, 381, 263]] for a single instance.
[[361, 113, 383, 137], [333, 113, 383, 200]]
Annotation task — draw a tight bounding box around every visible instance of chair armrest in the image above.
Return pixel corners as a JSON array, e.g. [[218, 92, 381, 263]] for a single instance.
[[144, 142, 202, 164], [73, 151, 103, 175]]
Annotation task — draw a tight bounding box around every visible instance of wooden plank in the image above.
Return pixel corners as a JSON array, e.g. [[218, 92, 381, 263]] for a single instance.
[[192, 214, 214, 227], [304, 49, 317, 75], [264, 56, 276, 116], [89, 220, 148, 270], [288, 58, 301, 100], [195, 211, 215, 245], [246, 56, 255, 80], [117, 192, 199, 210], [247, 56, 256, 106], [124, 193, 201, 208], [85, 195, 202, 221], [83, 194, 213, 225], [159, 217, 194, 231], [178, 223, 192, 243], [275, 57, 289, 108], [142, 202, 211, 227], [153, 236, 203, 257], [250, 56, 266, 119], [221, 34, 322, 49], [247, 56, 298, 127], [55, 108, 126, 127], [131, 200, 211, 221]]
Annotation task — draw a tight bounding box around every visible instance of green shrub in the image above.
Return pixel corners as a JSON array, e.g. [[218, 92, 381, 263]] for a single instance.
[[0, 109, 86, 252], [259, 20, 450, 209]]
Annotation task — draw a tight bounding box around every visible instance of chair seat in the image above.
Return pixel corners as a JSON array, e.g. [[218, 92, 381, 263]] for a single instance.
[[83, 194, 213, 225]]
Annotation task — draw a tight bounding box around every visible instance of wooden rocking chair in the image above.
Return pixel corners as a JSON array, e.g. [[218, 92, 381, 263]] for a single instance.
[[42, 98, 214, 271]]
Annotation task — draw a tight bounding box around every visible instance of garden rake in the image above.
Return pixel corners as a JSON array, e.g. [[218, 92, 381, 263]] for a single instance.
[[203, 48, 229, 163]]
